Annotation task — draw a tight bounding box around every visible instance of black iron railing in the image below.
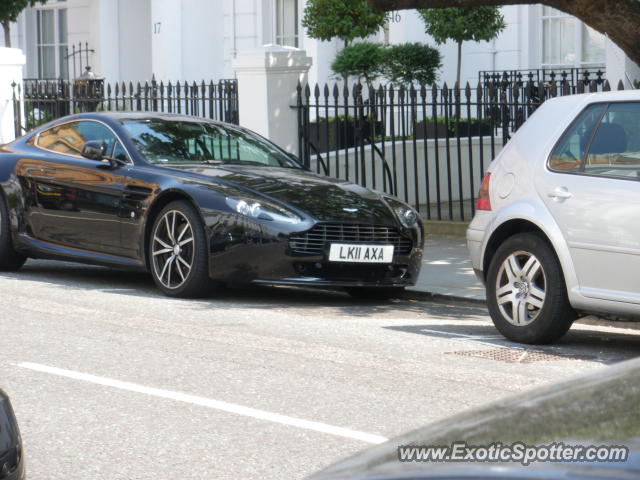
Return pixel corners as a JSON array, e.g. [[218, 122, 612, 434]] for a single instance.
[[295, 76, 617, 222], [12, 77, 239, 135], [479, 68, 608, 92], [65, 42, 96, 80]]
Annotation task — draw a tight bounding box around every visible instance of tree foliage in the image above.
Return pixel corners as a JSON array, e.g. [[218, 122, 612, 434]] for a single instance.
[[418, 6, 505, 87], [367, 0, 640, 68], [331, 42, 385, 83], [417, 6, 506, 45], [0, 0, 45, 24], [382, 43, 442, 85], [1, 0, 46, 47], [302, 0, 388, 45]]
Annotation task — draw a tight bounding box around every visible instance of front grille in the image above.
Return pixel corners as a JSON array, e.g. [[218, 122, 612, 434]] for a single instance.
[[293, 262, 411, 282], [289, 223, 413, 255]]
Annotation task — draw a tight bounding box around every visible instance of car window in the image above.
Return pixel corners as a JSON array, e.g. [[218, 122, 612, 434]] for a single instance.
[[549, 103, 606, 172], [36, 120, 117, 157], [121, 118, 301, 169], [112, 140, 130, 163], [584, 102, 640, 179]]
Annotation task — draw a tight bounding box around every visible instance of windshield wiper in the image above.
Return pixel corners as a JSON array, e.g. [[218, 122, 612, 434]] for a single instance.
[[197, 159, 266, 166], [201, 160, 224, 165], [220, 160, 270, 166]]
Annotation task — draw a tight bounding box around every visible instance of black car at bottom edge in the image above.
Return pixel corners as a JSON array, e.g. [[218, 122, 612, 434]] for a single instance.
[[0, 390, 24, 480]]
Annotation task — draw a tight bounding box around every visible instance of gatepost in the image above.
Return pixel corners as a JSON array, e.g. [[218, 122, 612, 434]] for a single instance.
[[0, 48, 25, 143], [233, 45, 312, 156]]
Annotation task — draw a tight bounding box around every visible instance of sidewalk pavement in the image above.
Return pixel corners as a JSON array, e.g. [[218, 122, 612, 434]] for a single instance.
[[408, 234, 487, 302]]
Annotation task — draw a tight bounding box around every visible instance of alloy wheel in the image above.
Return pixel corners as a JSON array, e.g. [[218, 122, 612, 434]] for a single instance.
[[495, 250, 546, 326], [152, 210, 195, 289]]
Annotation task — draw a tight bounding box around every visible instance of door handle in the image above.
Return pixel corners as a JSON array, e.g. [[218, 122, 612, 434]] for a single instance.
[[548, 187, 572, 201]]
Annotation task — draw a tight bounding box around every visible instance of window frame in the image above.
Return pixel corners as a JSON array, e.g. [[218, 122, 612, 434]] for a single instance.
[[539, 5, 605, 70], [34, 118, 134, 165], [34, 0, 69, 79], [274, 0, 299, 48], [546, 101, 640, 182]]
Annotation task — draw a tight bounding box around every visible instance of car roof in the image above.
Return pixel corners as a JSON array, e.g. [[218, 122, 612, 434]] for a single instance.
[[56, 111, 230, 126], [547, 89, 640, 107]]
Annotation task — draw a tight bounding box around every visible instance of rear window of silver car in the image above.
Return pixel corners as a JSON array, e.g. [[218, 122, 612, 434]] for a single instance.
[[549, 102, 640, 179]]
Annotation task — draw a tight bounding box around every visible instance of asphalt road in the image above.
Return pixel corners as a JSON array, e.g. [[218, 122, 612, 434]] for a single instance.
[[1, 259, 639, 479]]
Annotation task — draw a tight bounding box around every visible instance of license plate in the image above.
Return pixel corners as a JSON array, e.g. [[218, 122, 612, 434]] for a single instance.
[[328, 244, 394, 263]]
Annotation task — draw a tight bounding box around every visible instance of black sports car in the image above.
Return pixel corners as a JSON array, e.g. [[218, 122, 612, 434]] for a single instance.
[[0, 389, 24, 480], [0, 113, 423, 297]]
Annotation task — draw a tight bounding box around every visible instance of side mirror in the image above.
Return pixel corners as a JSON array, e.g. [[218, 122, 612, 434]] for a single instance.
[[82, 140, 107, 161]]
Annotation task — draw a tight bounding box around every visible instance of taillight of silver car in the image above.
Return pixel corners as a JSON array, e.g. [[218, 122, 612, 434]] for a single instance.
[[476, 173, 492, 211]]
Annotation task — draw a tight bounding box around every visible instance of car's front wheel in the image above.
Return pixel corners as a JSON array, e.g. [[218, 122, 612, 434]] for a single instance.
[[486, 233, 575, 344], [0, 194, 26, 271], [149, 200, 215, 298]]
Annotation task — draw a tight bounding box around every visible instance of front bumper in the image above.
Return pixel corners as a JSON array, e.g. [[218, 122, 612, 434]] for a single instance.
[[205, 214, 424, 287], [251, 260, 419, 287]]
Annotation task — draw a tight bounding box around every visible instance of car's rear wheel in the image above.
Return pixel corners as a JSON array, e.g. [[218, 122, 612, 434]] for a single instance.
[[0, 194, 26, 271], [486, 233, 575, 344], [344, 286, 405, 301], [149, 200, 215, 298]]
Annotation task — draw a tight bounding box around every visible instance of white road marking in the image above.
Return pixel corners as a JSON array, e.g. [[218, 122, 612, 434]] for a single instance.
[[418, 328, 514, 348], [18, 362, 388, 445]]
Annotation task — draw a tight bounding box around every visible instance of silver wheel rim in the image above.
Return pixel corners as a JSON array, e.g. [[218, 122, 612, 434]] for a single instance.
[[152, 210, 195, 290], [495, 250, 546, 326]]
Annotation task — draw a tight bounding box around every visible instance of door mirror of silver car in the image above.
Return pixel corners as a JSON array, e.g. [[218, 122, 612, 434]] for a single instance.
[[81, 140, 107, 161]]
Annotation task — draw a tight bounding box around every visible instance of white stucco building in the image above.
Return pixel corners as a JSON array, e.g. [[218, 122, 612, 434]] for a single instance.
[[3, 0, 639, 88]]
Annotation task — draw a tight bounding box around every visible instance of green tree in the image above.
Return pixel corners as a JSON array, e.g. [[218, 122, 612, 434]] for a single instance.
[[1, 0, 46, 47], [331, 42, 385, 84], [302, 0, 387, 47], [417, 7, 505, 87], [382, 42, 442, 85]]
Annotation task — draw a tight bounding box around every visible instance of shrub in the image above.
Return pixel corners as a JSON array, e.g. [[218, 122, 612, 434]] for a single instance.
[[446, 117, 493, 136], [381, 43, 442, 86], [331, 42, 385, 84]]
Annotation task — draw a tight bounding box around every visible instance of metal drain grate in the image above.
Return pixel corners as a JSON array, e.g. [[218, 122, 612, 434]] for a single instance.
[[445, 348, 592, 363]]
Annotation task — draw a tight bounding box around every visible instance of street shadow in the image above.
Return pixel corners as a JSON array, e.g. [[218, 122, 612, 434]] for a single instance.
[[2, 259, 488, 318], [8, 259, 640, 364], [385, 323, 640, 365], [5, 260, 159, 296]]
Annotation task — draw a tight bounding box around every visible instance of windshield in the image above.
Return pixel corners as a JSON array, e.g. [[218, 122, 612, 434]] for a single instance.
[[121, 118, 302, 168]]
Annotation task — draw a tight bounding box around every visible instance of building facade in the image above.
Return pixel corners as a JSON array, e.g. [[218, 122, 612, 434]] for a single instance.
[[4, 0, 639, 87]]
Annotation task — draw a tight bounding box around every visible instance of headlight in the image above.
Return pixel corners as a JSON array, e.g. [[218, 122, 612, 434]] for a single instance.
[[384, 196, 419, 228], [225, 197, 301, 224]]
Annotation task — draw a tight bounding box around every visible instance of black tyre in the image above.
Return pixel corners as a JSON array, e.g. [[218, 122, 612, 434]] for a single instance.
[[486, 232, 576, 344], [0, 193, 26, 271], [345, 286, 405, 301], [149, 200, 215, 298]]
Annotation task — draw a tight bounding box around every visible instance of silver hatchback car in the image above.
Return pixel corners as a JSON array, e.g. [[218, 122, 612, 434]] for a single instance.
[[468, 90, 640, 344]]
